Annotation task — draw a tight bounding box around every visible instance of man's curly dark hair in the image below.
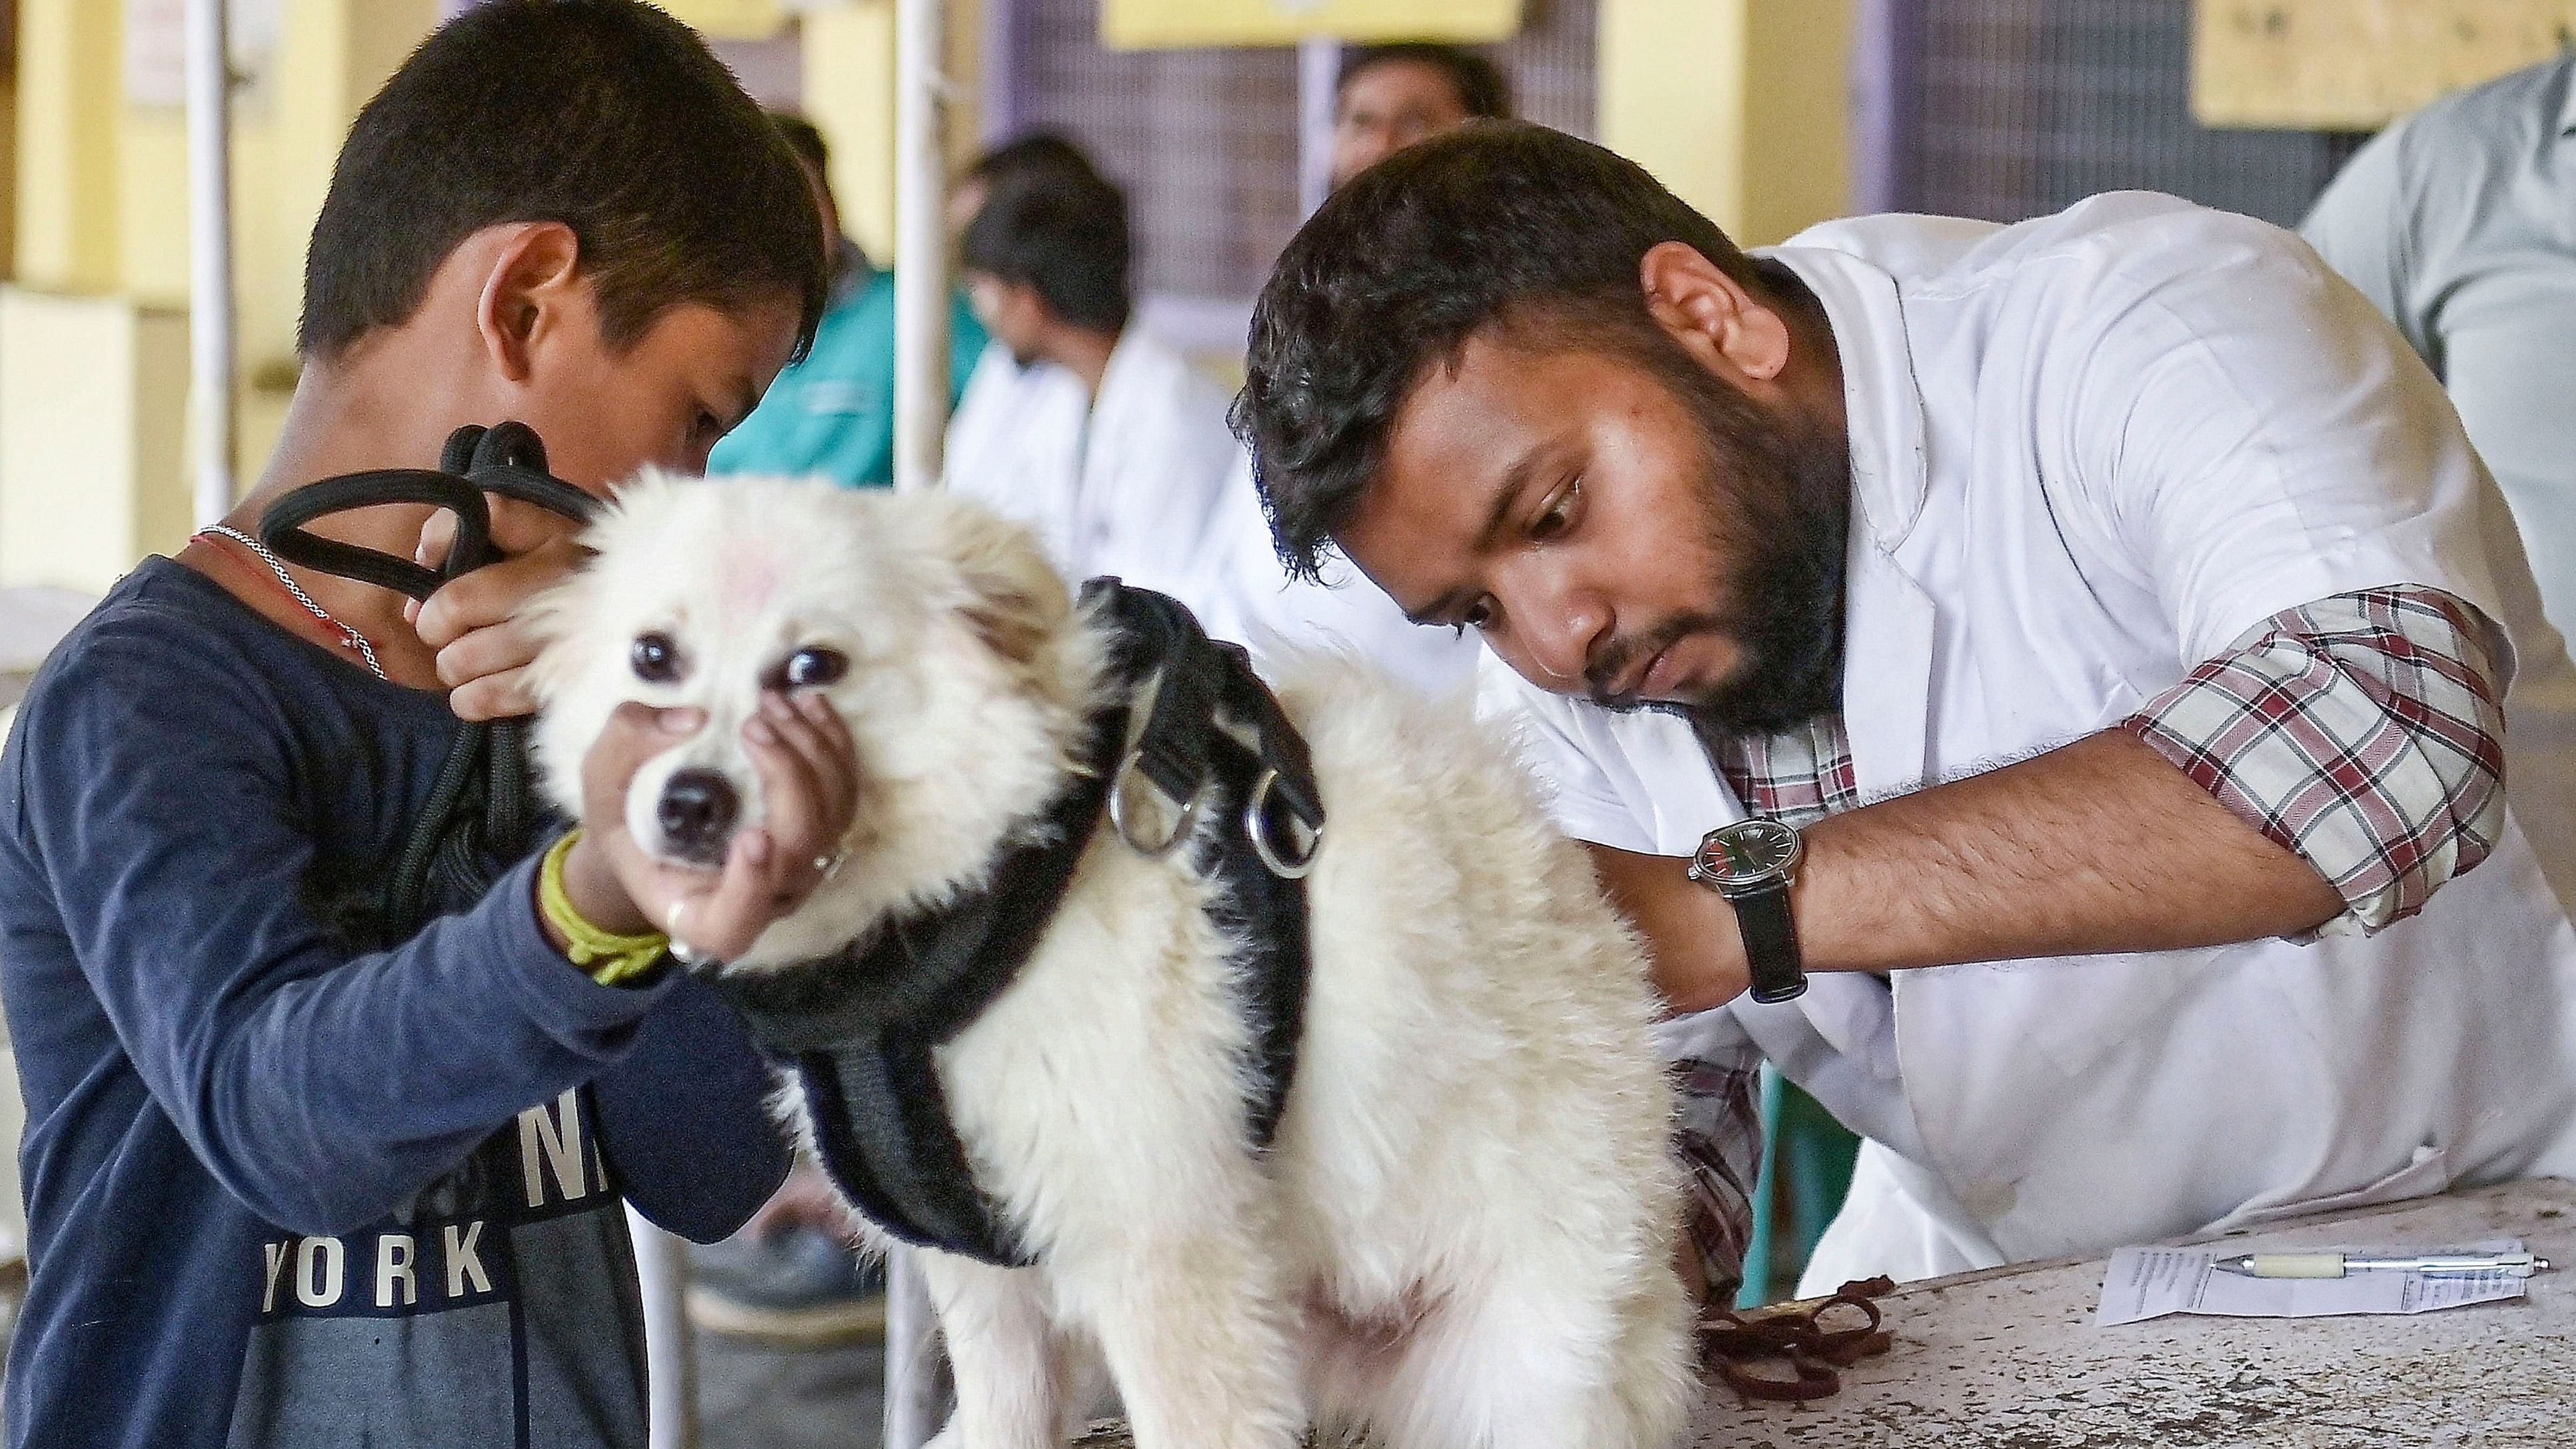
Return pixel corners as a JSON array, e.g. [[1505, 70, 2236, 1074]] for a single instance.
[[1231, 121, 1771, 581]]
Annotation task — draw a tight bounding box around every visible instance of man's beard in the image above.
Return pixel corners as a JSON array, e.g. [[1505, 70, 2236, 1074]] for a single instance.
[[1585, 340, 1850, 737]]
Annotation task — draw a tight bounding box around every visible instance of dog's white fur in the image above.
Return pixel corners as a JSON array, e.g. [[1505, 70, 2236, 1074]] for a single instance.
[[528, 474, 1696, 1449]]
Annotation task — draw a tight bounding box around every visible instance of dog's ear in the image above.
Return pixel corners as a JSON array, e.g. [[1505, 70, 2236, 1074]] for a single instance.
[[927, 498, 1073, 670]]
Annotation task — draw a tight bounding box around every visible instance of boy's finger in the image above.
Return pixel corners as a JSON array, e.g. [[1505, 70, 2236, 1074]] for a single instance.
[[690, 829, 789, 957], [415, 541, 580, 650], [405, 512, 461, 626], [744, 706, 831, 855], [484, 492, 593, 559], [415, 510, 459, 573], [792, 694, 861, 823], [448, 666, 538, 723], [771, 696, 856, 836], [581, 703, 705, 800], [751, 694, 833, 775], [435, 622, 538, 691]]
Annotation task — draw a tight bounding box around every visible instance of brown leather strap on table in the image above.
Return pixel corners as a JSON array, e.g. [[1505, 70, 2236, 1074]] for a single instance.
[[1700, 1275, 1897, 1403]]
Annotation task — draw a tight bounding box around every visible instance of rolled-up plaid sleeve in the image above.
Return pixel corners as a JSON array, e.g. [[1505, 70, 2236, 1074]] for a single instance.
[[2118, 585, 2508, 938], [1671, 1053, 1763, 1310]]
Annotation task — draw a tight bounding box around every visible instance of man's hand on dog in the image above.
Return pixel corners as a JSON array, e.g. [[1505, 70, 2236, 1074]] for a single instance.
[[558, 694, 862, 961], [411, 492, 588, 722]]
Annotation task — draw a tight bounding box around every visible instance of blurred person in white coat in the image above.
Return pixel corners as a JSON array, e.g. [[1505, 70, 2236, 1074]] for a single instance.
[[944, 135, 1101, 520], [2303, 56, 2576, 646], [948, 165, 1234, 601], [1187, 43, 1522, 699]]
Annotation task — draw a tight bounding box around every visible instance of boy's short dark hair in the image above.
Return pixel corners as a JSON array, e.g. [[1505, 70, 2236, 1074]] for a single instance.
[[1336, 42, 1514, 120], [300, 0, 829, 364], [1233, 122, 1768, 579], [769, 111, 831, 180], [960, 167, 1132, 335]]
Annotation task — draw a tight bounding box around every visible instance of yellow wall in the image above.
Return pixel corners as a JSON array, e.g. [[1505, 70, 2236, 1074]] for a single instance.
[[1102, 0, 1519, 48], [2196, 0, 2576, 128], [1599, 0, 1856, 248], [15, 0, 122, 294], [663, 0, 791, 41], [805, 3, 901, 262], [3, 0, 439, 587], [0, 289, 192, 591], [801, 0, 982, 264]]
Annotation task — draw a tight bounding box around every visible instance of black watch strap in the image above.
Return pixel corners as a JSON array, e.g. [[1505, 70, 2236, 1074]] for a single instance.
[[1731, 880, 1807, 1003]]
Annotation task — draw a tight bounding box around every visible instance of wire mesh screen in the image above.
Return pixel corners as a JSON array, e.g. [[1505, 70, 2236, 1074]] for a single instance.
[[1010, 3, 1302, 302], [1007, 0, 1597, 302], [1904, 0, 2367, 227], [1496, 0, 1601, 142]]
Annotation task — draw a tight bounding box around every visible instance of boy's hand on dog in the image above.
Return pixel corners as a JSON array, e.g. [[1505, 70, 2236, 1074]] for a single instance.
[[563, 694, 861, 961], [410, 493, 592, 722]]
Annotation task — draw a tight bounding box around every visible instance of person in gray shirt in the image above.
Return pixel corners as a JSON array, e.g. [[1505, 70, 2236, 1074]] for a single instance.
[[2304, 55, 2576, 638]]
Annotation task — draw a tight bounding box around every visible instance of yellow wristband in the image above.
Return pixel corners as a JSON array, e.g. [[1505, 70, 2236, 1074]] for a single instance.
[[539, 831, 670, 986]]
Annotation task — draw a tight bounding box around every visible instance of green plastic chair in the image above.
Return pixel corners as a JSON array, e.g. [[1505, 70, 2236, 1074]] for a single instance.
[[1735, 1063, 1861, 1308]]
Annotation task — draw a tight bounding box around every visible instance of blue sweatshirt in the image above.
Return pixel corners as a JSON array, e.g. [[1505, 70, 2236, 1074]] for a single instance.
[[0, 557, 791, 1448]]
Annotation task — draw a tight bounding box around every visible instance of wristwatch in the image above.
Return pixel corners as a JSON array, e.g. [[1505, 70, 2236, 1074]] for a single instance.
[[1687, 817, 1808, 1004]]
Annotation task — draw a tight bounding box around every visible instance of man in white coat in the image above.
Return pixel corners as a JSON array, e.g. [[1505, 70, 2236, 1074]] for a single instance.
[[947, 163, 1233, 602], [944, 134, 1103, 539], [1233, 122, 2576, 1293]]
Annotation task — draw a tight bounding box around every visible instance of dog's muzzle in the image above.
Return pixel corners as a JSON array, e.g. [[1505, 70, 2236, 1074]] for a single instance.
[[658, 767, 741, 866]]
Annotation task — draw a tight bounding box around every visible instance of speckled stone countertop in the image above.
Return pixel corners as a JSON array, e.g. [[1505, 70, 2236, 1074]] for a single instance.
[[1072, 1178, 2576, 1447]]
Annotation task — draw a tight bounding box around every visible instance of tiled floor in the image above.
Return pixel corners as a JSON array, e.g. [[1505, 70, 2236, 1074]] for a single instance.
[[694, 1331, 887, 1449]]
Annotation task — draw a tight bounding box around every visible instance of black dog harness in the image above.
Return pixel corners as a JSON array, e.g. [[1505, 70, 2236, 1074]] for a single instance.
[[258, 445, 1324, 1266], [710, 581, 1326, 1266], [258, 421, 599, 936]]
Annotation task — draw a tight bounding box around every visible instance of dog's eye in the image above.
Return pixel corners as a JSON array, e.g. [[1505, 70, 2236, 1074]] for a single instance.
[[779, 648, 848, 690], [631, 632, 683, 683]]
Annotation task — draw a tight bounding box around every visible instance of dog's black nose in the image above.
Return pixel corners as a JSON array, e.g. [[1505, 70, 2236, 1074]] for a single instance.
[[657, 769, 740, 866]]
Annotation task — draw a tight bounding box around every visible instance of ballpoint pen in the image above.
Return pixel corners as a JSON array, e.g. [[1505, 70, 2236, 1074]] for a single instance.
[[2211, 1250, 2552, 1279]]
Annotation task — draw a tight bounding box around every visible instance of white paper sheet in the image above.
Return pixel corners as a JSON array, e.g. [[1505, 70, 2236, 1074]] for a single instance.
[[2093, 1239, 2531, 1327]]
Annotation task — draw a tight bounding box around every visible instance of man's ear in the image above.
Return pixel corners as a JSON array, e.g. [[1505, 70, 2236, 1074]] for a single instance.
[[475, 221, 587, 384], [1638, 240, 1793, 386]]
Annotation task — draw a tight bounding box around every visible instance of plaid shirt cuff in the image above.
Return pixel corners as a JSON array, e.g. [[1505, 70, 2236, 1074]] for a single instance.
[[1672, 1053, 1763, 1310], [2120, 586, 2508, 938]]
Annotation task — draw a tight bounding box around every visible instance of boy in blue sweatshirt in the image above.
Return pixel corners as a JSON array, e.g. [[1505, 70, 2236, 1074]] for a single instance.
[[0, 4, 860, 1444]]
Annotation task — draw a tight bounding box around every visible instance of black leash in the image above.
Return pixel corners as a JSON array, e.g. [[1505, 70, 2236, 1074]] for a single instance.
[[258, 421, 599, 936], [712, 581, 1327, 1266]]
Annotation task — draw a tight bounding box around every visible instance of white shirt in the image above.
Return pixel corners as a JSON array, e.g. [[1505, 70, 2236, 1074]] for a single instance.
[[945, 332, 1233, 601], [944, 342, 1092, 554], [1480, 193, 2576, 1286], [949, 337, 1484, 698], [1189, 453, 1486, 700], [2303, 56, 2576, 644]]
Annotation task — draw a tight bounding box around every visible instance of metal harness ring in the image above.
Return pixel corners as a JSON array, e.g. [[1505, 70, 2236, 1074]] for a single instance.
[[1109, 749, 1213, 858], [1244, 767, 1322, 879]]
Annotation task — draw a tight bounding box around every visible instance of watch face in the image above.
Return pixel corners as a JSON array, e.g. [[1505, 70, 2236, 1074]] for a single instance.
[[1692, 818, 1800, 888]]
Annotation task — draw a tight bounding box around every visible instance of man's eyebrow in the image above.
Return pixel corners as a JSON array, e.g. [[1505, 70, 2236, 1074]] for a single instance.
[[1473, 444, 1549, 554], [1399, 444, 1548, 627]]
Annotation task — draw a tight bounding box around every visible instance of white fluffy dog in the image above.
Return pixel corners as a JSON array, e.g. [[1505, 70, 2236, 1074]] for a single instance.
[[528, 474, 1696, 1449]]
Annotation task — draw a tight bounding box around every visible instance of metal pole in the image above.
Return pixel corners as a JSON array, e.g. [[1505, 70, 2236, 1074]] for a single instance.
[[185, 0, 236, 526], [1296, 35, 1341, 218], [892, 0, 953, 497], [889, 1, 955, 1442], [627, 1209, 697, 1449]]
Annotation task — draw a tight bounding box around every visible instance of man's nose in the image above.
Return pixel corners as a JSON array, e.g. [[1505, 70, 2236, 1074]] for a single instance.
[[657, 768, 740, 866], [1516, 587, 1611, 690]]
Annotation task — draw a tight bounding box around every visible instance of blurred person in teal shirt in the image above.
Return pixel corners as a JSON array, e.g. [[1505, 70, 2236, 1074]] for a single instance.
[[708, 112, 984, 487]]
